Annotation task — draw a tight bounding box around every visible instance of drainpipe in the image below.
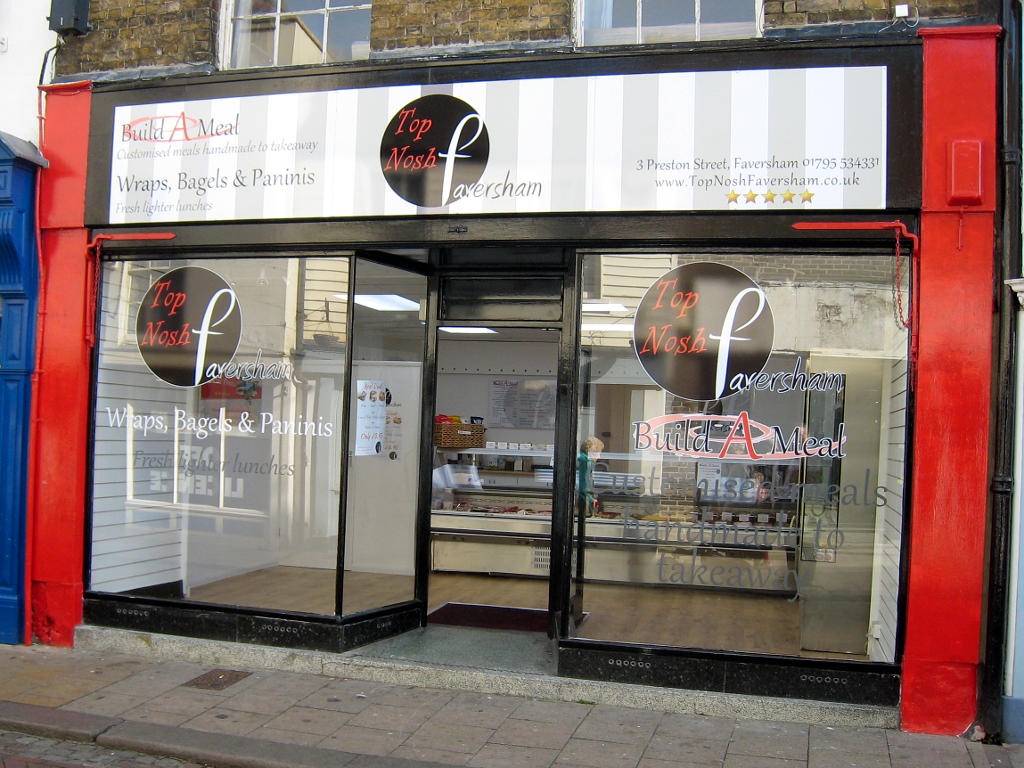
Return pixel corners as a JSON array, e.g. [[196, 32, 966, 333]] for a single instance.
[[980, 0, 1021, 738]]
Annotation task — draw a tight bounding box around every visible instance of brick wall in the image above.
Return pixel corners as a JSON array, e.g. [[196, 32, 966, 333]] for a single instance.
[[54, 0, 219, 77], [764, 0, 994, 29], [370, 0, 572, 52], [53, 0, 994, 77]]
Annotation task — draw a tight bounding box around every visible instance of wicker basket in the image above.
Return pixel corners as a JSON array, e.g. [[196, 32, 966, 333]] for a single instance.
[[434, 423, 486, 448]]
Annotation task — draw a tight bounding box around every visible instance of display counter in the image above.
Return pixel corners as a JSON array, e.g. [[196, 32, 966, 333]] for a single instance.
[[431, 487, 553, 577], [430, 471, 802, 594]]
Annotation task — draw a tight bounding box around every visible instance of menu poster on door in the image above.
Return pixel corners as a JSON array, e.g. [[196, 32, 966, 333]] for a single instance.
[[696, 461, 722, 487], [489, 378, 557, 429], [355, 379, 387, 455], [384, 396, 403, 460]]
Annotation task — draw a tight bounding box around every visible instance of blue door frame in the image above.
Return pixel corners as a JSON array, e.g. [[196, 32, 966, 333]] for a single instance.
[[0, 132, 47, 644]]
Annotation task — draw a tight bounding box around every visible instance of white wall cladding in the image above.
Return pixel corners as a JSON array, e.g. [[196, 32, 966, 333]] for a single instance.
[[867, 357, 907, 663]]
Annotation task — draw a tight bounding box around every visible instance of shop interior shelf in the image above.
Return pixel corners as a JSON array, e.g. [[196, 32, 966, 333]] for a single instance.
[[437, 447, 553, 458]]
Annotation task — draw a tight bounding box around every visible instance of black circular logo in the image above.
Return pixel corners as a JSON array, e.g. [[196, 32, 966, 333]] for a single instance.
[[633, 263, 774, 401], [136, 266, 242, 387], [380, 94, 489, 208]]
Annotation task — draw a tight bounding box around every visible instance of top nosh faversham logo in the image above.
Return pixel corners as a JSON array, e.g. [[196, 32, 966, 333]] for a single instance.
[[136, 266, 243, 388], [380, 94, 490, 208], [634, 263, 775, 402]]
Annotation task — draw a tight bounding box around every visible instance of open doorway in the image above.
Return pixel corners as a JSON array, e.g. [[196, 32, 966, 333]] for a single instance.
[[427, 328, 560, 634]]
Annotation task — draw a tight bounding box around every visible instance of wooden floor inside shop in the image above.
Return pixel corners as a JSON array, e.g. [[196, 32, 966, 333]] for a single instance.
[[187, 567, 845, 658]]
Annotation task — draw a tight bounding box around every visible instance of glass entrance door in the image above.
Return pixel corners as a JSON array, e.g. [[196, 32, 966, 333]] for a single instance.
[[428, 327, 561, 634], [341, 257, 429, 618], [423, 249, 578, 638]]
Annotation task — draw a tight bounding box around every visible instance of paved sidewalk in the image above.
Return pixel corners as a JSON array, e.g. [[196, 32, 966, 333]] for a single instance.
[[0, 642, 1016, 768]]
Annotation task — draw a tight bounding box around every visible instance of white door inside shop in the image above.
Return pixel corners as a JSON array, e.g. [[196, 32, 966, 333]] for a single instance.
[[345, 361, 422, 576]]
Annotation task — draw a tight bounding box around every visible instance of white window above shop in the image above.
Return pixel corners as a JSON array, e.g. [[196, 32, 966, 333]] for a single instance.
[[227, 0, 371, 69], [579, 0, 762, 46]]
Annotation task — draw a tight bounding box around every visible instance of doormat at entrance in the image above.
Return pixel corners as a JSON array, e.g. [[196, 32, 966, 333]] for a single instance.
[[428, 602, 549, 633]]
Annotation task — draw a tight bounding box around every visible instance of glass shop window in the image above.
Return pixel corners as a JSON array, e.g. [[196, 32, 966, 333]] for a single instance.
[[230, 0, 371, 68], [90, 256, 350, 616], [580, 0, 762, 46], [574, 252, 908, 663]]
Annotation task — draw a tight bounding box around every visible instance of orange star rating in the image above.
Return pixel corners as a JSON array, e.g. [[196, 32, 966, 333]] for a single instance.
[[725, 188, 807, 204]]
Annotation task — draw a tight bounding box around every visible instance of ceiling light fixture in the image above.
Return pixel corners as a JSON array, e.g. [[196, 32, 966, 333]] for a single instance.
[[352, 294, 421, 312]]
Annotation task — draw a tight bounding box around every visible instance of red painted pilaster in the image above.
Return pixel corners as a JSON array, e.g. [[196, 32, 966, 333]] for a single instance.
[[30, 82, 93, 646], [902, 26, 1000, 734]]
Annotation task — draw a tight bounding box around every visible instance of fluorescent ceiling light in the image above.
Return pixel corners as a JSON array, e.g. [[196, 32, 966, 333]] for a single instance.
[[353, 294, 420, 312], [439, 327, 498, 334], [582, 303, 629, 313], [582, 323, 634, 333]]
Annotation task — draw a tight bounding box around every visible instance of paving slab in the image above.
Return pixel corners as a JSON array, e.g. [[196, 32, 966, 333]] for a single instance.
[[556, 737, 647, 768], [807, 751, 890, 768], [643, 733, 729, 764], [402, 720, 494, 755], [260, 705, 353, 736], [809, 727, 890, 756], [317, 725, 408, 756], [467, 741, 560, 768], [489, 716, 577, 750]]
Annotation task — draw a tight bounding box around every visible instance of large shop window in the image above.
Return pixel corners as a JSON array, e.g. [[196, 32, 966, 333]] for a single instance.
[[574, 253, 908, 663], [579, 0, 762, 46], [230, 0, 371, 69], [91, 257, 351, 616]]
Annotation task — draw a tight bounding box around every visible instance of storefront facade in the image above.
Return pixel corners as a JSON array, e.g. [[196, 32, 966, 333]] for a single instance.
[[29, 26, 999, 735]]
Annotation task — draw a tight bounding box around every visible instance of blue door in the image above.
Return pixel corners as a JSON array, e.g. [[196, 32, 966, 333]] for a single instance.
[[0, 132, 46, 644]]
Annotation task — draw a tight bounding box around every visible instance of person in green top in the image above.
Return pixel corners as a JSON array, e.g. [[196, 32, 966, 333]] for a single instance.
[[577, 436, 605, 518]]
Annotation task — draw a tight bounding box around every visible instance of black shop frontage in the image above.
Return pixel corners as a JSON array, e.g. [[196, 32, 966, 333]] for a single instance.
[[76, 39, 926, 711]]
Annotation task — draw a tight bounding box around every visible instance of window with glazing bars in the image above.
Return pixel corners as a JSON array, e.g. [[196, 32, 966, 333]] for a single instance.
[[230, 0, 371, 68], [580, 0, 762, 45]]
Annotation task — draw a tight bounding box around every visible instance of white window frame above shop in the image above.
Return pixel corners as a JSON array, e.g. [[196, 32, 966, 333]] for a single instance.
[[110, 261, 175, 346], [576, 0, 764, 46], [222, 0, 371, 70]]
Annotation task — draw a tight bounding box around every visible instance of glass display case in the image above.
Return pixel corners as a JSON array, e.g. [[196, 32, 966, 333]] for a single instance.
[[430, 447, 555, 577], [430, 448, 802, 595]]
